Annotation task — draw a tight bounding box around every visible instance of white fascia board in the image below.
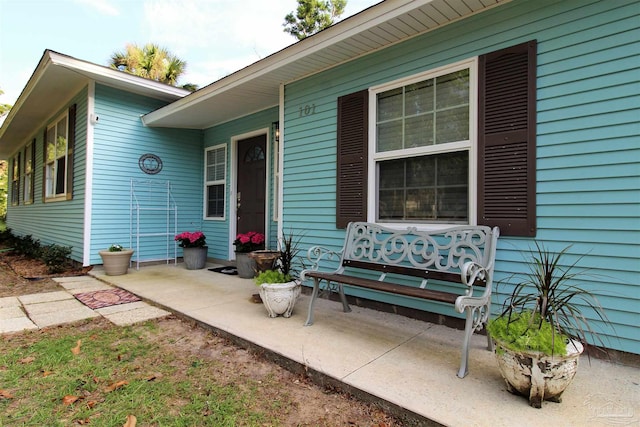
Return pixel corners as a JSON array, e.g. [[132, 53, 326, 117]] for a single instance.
[[142, 0, 437, 126]]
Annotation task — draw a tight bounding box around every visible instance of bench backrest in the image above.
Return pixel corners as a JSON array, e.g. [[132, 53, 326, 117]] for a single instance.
[[340, 222, 499, 281]]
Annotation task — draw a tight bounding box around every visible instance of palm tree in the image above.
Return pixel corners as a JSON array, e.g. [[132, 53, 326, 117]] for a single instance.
[[110, 43, 195, 90]]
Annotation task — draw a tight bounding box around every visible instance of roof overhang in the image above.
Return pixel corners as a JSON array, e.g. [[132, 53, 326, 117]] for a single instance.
[[143, 0, 510, 130], [0, 50, 189, 158]]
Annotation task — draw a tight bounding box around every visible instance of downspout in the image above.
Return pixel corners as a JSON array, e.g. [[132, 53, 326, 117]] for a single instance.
[[82, 81, 96, 266]]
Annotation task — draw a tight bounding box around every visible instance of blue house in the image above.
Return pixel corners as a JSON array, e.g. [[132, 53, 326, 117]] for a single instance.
[[1, 0, 638, 357]]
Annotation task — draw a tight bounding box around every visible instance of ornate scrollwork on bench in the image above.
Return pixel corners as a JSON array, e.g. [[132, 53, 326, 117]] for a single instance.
[[301, 222, 500, 378]]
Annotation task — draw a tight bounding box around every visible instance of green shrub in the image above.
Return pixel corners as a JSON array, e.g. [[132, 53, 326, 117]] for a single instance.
[[13, 234, 41, 258], [255, 270, 291, 285], [40, 244, 73, 274]]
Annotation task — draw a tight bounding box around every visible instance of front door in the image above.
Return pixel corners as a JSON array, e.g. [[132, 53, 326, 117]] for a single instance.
[[236, 134, 267, 237]]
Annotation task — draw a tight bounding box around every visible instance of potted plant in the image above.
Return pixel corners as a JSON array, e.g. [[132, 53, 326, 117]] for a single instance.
[[233, 231, 265, 278], [98, 244, 134, 276], [255, 270, 301, 318], [175, 231, 208, 270], [487, 243, 611, 408], [253, 229, 304, 318]]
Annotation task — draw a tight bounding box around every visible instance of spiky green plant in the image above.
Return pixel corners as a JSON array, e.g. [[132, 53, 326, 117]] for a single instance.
[[489, 242, 611, 356]]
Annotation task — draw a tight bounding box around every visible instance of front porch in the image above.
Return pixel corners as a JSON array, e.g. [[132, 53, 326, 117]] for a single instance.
[[91, 263, 638, 426]]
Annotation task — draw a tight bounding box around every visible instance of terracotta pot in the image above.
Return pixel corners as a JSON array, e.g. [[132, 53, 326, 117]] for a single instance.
[[248, 250, 280, 273], [493, 338, 583, 408], [182, 246, 208, 270], [99, 249, 134, 276], [258, 281, 301, 318]]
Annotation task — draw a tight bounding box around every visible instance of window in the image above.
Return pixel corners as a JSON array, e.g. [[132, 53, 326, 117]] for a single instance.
[[43, 104, 75, 202], [23, 141, 34, 204], [45, 113, 69, 198], [205, 144, 226, 218], [336, 41, 536, 236], [372, 61, 474, 224], [11, 153, 20, 206]]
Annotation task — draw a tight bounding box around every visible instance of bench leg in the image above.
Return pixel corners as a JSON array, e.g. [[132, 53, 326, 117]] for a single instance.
[[457, 307, 475, 379], [338, 284, 351, 313], [304, 278, 321, 326]]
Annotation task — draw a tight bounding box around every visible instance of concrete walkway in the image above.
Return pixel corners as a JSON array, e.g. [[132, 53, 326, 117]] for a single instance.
[[2, 263, 638, 426], [0, 275, 170, 332]]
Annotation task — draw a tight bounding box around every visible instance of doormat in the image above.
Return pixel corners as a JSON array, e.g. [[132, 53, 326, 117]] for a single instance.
[[74, 288, 141, 310], [209, 266, 238, 275]]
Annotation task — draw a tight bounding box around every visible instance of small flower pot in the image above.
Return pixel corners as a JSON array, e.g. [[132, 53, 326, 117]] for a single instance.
[[182, 246, 208, 270], [236, 252, 256, 278], [99, 249, 134, 276], [248, 250, 280, 273]]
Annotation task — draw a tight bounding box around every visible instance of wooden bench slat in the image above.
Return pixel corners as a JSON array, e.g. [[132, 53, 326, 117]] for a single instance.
[[305, 271, 458, 304]]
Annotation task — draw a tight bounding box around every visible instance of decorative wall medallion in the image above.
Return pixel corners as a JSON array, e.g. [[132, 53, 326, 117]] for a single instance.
[[138, 153, 163, 174]]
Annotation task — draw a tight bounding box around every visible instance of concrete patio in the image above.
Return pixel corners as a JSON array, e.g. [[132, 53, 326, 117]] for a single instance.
[[71, 262, 638, 425]]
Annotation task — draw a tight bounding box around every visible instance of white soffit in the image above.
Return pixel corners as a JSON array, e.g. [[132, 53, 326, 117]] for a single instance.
[[142, 0, 510, 130]]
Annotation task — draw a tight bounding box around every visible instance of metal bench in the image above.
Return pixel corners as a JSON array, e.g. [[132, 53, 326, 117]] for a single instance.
[[300, 222, 500, 378]]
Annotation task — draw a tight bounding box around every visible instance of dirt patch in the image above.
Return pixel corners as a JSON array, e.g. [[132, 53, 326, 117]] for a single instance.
[[0, 250, 408, 426]]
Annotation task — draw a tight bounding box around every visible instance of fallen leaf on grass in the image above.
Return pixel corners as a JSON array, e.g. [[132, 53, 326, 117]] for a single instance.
[[62, 395, 82, 405], [41, 370, 54, 377], [71, 340, 82, 355], [19, 356, 35, 364], [105, 380, 129, 392], [123, 414, 137, 427], [86, 400, 98, 409], [0, 389, 14, 399]]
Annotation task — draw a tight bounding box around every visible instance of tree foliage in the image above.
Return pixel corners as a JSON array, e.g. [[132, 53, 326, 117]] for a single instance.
[[109, 43, 197, 91], [283, 0, 347, 40]]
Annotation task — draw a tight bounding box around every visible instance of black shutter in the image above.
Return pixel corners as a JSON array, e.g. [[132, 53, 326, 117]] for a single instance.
[[478, 40, 537, 237], [66, 104, 76, 200], [336, 90, 368, 228], [42, 128, 47, 202]]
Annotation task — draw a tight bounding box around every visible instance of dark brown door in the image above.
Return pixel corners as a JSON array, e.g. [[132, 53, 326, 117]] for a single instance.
[[237, 135, 266, 236]]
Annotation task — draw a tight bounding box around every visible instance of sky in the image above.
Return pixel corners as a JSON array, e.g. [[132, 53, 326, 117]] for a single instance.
[[0, 0, 380, 106]]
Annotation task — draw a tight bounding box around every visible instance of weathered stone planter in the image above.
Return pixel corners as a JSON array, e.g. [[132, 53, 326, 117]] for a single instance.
[[258, 280, 301, 318], [99, 249, 134, 276], [182, 246, 208, 270], [493, 339, 584, 408]]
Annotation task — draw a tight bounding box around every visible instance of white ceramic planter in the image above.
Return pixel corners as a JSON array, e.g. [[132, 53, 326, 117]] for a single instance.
[[493, 339, 584, 408], [98, 249, 134, 276], [258, 281, 301, 318]]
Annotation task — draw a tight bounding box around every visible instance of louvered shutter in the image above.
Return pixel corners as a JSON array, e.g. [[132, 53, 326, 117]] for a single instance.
[[478, 40, 537, 237], [336, 90, 368, 228]]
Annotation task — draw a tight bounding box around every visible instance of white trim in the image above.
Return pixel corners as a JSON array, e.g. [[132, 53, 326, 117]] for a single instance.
[[83, 82, 95, 266], [229, 128, 269, 260], [203, 143, 227, 221], [367, 57, 478, 229], [277, 84, 285, 240]]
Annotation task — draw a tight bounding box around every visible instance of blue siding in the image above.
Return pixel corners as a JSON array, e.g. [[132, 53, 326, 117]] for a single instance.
[[280, 0, 640, 354], [202, 107, 279, 260], [6, 89, 88, 262], [91, 84, 202, 264]]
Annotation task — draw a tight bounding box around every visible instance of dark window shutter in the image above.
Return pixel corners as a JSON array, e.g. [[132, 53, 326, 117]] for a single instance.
[[29, 138, 36, 201], [478, 40, 537, 237], [336, 90, 368, 228], [66, 104, 76, 200], [42, 128, 47, 203]]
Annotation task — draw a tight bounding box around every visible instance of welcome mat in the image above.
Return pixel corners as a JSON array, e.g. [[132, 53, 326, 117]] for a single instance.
[[74, 288, 141, 310], [209, 266, 238, 275]]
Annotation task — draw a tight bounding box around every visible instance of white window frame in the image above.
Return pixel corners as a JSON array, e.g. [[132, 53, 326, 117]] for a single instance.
[[367, 58, 478, 229], [44, 111, 69, 201], [204, 144, 227, 220], [23, 141, 33, 204]]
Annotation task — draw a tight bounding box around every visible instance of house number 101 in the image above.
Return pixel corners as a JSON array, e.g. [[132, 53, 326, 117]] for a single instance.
[[299, 104, 316, 117]]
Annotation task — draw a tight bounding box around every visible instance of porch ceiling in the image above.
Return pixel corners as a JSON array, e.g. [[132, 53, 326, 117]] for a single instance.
[[142, 0, 511, 130]]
